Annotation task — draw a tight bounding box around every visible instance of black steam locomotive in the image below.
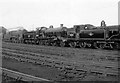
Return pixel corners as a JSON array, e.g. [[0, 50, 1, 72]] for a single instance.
[[3, 21, 120, 49]]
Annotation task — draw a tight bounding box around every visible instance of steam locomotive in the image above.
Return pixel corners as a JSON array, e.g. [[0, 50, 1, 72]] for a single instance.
[[3, 21, 120, 49]]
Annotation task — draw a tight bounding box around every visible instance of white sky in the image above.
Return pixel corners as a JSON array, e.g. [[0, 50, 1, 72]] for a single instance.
[[0, 0, 119, 31]]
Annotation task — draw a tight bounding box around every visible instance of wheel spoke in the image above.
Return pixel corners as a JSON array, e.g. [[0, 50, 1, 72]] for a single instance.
[[60, 41, 66, 47], [79, 42, 86, 48], [99, 44, 105, 49], [69, 42, 76, 48], [93, 42, 99, 49]]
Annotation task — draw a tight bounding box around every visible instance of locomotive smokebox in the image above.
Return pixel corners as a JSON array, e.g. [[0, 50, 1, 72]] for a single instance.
[[60, 24, 63, 27]]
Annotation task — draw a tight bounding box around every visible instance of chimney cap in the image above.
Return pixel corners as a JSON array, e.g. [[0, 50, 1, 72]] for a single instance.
[[49, 25, 53, 28], [101, 20, 106, 27], [60, 24, 63, 27]]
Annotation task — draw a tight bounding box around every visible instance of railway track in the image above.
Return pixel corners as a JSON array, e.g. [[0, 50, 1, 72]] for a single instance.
[[3, 42, 119, 63], [2, 48, 119, 81], [2, 47, 119, 62], [1, 67, 50, 82], [3, 41, 118, 55], [2, 48, 119, 68], [2, 44, 119, 68], [3, 41, 120, 51]]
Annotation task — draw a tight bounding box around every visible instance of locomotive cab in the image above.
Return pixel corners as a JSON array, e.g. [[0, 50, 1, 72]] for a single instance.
[[67, 28, 76, 38]]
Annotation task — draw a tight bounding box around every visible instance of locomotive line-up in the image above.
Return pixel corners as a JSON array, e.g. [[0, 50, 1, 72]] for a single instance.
[[2, 20, 120, 49]]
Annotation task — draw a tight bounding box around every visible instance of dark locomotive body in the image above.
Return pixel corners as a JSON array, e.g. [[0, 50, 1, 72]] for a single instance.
[[79, 28, 105, 38], [2, 21, 120, 49], [22, 24, 68, 46], [43, 24, 68, 46], [3, 29, 27, 43], [23, 31, 37, 44], [66, 23, 120, 49]]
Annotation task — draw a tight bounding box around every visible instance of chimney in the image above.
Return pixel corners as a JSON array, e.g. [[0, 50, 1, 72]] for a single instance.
[[60, 24, 63, 27], [101, 20, 106, 27], [49, 25, 53, 28]]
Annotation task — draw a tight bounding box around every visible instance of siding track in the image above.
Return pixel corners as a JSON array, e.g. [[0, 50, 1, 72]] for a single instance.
[[2, 47, 119, 81]]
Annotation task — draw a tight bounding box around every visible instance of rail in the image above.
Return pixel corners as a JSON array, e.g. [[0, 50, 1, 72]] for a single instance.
[[0, 67, 50, 81]]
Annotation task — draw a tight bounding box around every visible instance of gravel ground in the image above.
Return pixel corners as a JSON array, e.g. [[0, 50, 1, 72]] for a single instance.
[[2, 42, 119, 81], [2, 57, 62, 81]]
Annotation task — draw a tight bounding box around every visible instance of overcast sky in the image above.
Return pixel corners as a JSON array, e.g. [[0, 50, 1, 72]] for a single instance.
[[0, 0, 119, 31]]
